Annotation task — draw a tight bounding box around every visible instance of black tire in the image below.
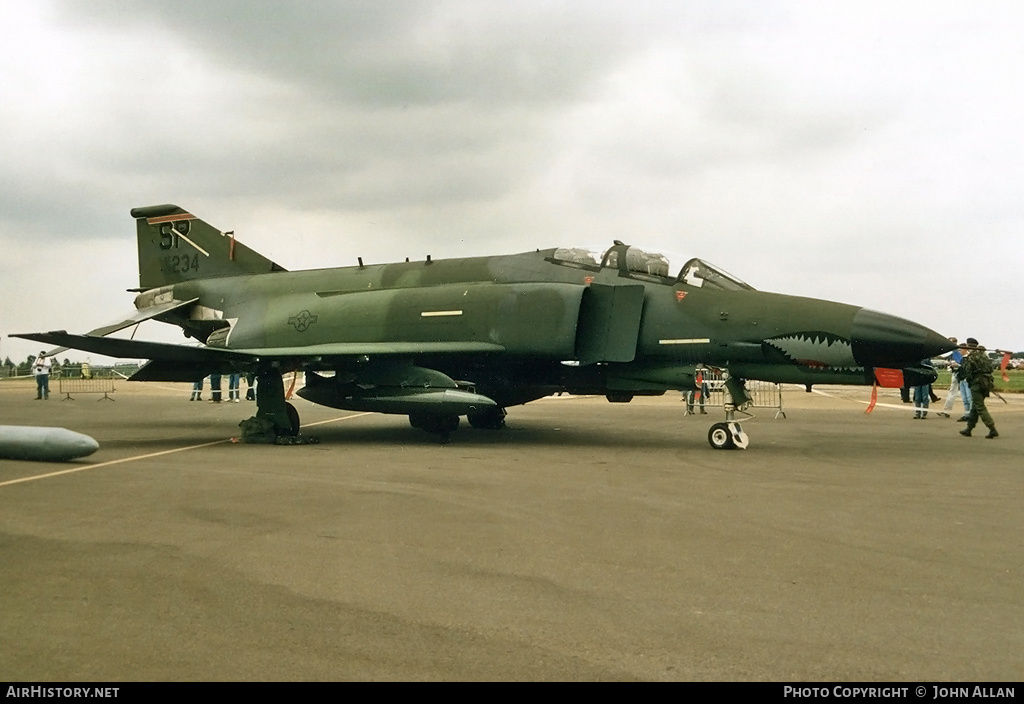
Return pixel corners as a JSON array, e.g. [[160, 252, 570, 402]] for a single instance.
[[708, 422, 735, 450], [284, 402, 300, 437], [436, 414, 460, 434], [468, 407, 506, 430], [410, 414, 459, 435]]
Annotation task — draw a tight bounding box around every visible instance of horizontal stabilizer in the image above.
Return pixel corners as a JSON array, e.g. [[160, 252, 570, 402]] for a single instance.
[[45, 298, 200, 357], [88, 297, 200, 337], [11, 331, 254, 363]]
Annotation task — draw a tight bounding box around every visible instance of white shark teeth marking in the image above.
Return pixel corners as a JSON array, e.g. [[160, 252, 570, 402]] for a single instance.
[[766, 333, 862, 371]]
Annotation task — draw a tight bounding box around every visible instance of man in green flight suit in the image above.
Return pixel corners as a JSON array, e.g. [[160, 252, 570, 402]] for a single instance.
[[959, 337, 999, 439]]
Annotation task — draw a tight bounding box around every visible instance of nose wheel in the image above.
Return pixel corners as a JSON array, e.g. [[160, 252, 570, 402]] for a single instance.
[[708, 421, 749, 450]]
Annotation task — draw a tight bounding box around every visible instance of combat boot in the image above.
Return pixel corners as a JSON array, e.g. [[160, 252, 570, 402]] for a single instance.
[[986, 428, 999, 439], [959, 428, 972, 437]]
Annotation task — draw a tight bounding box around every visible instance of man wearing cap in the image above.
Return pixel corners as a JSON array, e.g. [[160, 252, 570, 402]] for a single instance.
[[959, 338, 999, 439]]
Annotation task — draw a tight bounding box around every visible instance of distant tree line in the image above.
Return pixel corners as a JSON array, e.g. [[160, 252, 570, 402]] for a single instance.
[[1, 356, 140, 378]]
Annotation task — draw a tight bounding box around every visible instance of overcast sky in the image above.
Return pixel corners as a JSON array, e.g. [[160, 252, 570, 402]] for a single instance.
[[2, 1, 1022, 367]]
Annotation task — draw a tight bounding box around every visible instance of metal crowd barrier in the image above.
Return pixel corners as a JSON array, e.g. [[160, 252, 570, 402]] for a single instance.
[[59, 376, 116, 401], [683, 371, 786, 419]]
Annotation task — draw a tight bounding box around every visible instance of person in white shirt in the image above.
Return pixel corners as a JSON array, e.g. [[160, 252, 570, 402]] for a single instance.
[[33, 351, 52, 400]]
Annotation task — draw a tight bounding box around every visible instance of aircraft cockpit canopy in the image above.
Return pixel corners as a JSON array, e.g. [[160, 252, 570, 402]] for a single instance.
[[600, 242, 670, 277], [676, 258, 755, 291], [549, 243, 671, 277], [551, 247, 599, 266], [549, 243, 755, 290]]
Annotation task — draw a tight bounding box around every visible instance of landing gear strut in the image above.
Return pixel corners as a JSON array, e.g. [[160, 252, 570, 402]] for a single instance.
[[238, 369, 316, 444], [256, 369, 293, 435], [706, 371, 750, 450]]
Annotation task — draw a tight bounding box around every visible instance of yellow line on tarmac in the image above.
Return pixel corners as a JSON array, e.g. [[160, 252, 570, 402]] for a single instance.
[[809, 387, 903, 410], [0, 412, 374, 489], [809, 387, 952, 413], [302, 412, 373, 428]]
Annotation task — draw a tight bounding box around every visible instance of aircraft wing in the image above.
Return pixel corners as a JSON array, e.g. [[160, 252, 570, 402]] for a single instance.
[[239, 341, 506, 357], [15, 330, 505, 362], [13, 330, 507, 384], [128, 359, 228, 382]]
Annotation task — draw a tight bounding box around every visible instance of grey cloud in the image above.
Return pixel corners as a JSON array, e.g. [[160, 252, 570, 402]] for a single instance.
[[27, 1, 649, 231], [55, 1, 631, 107]]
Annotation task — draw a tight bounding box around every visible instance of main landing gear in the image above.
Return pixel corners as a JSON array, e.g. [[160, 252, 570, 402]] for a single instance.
[[467, 406, 507, 430], [239, 369, 316, 444], [409, 413, 460, 442], [410, 406, 507, 442]]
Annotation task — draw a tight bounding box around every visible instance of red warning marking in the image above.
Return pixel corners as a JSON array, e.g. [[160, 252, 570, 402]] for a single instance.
[[873, 368, 904, 388]]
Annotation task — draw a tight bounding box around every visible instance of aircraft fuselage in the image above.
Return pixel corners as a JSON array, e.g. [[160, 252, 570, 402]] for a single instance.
[[147, 247, 948, 410]]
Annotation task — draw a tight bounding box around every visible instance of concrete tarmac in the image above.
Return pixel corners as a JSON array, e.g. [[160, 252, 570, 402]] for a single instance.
[[0, 379, 1021, 681]]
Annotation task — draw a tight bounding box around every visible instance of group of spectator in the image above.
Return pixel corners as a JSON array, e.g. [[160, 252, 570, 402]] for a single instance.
[[913, 337, 999, 439], [190, 374, 255, 403]]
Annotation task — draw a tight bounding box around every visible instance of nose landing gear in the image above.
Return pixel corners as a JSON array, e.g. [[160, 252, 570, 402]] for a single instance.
[[707, 421, 749, 450], [705, 370, 752, 450]]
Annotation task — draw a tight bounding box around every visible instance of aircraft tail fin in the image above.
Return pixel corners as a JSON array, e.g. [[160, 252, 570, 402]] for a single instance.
[[132, 204, 287, 289]]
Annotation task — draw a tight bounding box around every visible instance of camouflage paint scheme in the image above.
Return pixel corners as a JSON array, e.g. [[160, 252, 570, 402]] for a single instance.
[[14, 205, 953, 444]]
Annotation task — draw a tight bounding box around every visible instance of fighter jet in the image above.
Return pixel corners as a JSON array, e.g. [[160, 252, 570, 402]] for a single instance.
[[12, 204, 952, 449]]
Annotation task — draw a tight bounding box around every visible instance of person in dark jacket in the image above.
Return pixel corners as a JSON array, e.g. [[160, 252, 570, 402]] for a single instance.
[[959, 338, 998, 439]]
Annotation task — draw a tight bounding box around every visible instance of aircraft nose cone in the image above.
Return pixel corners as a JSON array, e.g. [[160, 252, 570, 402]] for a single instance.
[[850, 309, 954, 368]]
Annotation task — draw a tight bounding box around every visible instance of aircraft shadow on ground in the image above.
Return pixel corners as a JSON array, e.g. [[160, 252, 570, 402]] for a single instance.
[[302, 421, 686, 451]]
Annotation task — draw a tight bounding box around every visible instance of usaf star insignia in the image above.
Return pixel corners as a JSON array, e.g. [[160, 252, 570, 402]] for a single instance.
[[287, 309, 318, 332]]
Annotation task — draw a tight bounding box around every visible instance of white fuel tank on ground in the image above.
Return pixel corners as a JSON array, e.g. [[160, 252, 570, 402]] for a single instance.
[[0, 426, 100, 462]]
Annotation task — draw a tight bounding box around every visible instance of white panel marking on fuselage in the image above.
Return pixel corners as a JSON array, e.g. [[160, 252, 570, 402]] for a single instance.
[[658, 338, 711, 345], [420, 310, 464, 318]]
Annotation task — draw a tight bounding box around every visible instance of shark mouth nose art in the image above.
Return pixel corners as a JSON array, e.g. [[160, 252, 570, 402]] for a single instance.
[[763, 332, 860, 371]]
